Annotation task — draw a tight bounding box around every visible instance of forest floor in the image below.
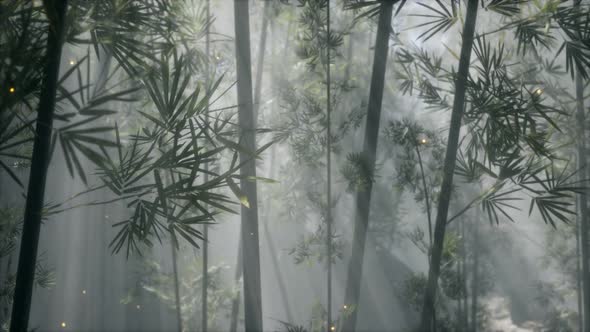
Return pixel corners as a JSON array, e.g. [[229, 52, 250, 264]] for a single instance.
[[485, 296, 541, 332]]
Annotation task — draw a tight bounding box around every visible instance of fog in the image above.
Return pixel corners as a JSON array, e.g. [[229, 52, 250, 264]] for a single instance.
[[1, 1, 588, 332]]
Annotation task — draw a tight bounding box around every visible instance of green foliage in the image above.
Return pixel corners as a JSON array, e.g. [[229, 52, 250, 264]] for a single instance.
[[276, 0, 359, 267], [279, 321, 309, 332], [0, 208, 20, 259], [124, 252, 234, 331], [341, 152, 374, 193], [394, 47, 452, 112], [53, 53, 137, 184], [0, 1, 49, 187], [276, 301, 327, 332], [0, 0, 189, 187], [398, 272, 454, 332], [344, 0, 406, 21], [484, 0, 590, 79], [410, 1, 458, 42], [287, 192, 344, 265], [391, 0, 590, 231], [385, 119, 445, 203], [396, 27, 584, 227], [0, 207, 54, 328], [70, 0, 176, 76], [400, 272, 428, 312], [277, 299, 355, 332], [0, 0, 235, 258], [487, 0, 527, 17], [97, 52, 251, 256], [295, 0, 344, 71], [59, 0, 267, 256]]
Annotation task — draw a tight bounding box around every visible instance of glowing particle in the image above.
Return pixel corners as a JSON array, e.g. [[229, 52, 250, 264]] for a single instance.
[[343, 305, 347, 309], [69, 60, 76, 65], [9, 87, 15, 93], [136, 304, 141, 310], [420, 138, 427, 144], [61, 322, 67, 328], [82, 289, 86, 295], [250, 232, 254, 236], [330, 326, 335, 331], [534, 88, 543, 96]]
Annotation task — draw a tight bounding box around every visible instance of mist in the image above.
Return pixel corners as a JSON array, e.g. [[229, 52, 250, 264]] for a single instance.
[[1, 1, 589, 332]]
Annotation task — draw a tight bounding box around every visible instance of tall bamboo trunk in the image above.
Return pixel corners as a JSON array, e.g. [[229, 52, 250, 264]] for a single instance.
[[263, 147, 295, 323], [228, 3, 271, 328], [344, 30, 354, 82], [575, 38, 590, 332], [415, 144, 433, 246], [326, 1, 333, 330], [10, 1, 68, 331], [229, 236, 243, 332], [419, 0, 478, 330], [0, 170, 3, 328], [259, 77, 295, 324], [202, 1, 211, 331], [168, 147, 183, 332], [415, 119, 435, 331], [341, 3, 393, 331], [233, 1, 263, 331], [171, 243, 182, 332], [455, 246, 461, 330], [574, 4, 590, 330], [202, 214, 208, 332], [156, 161, 183, 332], [578, 210, 584, 332], [1, 254, 14, 325], [253, 0, 270, 127], [461, 219, 468, 331], [94, 46, 113, 332], [238, 2, 295, 323], [262, 17, 295, 325], [470, 224, 479, 332], [261, 219, 294, 323]]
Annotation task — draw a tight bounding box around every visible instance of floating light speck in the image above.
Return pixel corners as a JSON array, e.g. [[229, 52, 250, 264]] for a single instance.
[[330, 326, 335, 331], [136, 304, 141, 310], [9, 87, 15, 93], [420, 138, 427, 145], [61, 322, 67, 328], [82, 289, 86, 295], [69, 60, 76, 65], [534, 88, 543, 96], [343, 304, 347, 309]]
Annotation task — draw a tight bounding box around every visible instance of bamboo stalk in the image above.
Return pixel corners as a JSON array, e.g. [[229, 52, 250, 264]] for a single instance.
[[419, 1, 479, 330], [10, 1, 68, 331], [342, 3, 394, 331]]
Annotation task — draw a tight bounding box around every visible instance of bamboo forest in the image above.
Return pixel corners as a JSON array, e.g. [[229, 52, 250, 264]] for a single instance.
[[6, 0, 590, 331]]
